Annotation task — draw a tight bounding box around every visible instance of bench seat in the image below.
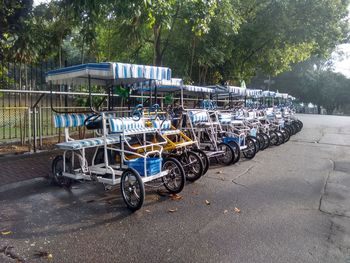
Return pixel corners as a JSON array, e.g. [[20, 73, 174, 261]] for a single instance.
[[56, 134, 124, 150]]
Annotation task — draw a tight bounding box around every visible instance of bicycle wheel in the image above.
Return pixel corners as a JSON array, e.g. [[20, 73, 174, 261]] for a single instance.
[[162, 157, 186, 194], [191, 148, 210, 175], [217, 143, 235, 165], [242, 137, 257, 159], [248, 135, 260, 152], [275, 130, 285, 145], [269, 131, 279, 146], [121, 168, 145, 211], [50, 155, 73, 187], [227, 140, 241, 164], [179, 151, 204, 182]]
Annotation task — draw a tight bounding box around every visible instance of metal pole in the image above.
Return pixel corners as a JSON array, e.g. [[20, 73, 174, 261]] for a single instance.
[[27, 107, 32, 152], [39, 106, 42, 148]]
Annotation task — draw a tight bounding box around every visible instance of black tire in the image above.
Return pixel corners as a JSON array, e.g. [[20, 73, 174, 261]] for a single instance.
[[191, 148, 210, 175], [269, 131, 279, 146], [121, 168, 145, 212], [292, 122, 300, 133], [284, 125, 293, 137], [260, 132, 270, 150], [217, 142, 235, 165], [227, 140, 241, 164], [275, 130, 285, 145], [297, 120, 303, 130], [280, 128, 290, 143], [256, 133, 265, 151], [162, 157, 186, 194], [50, 155, 73, 187], [179, 151, 204, 182], [248, 135, 260, 152], [242, 137, 257, 159]]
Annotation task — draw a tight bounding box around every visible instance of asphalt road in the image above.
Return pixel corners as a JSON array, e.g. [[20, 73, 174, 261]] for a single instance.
[[1, 114, 350, 263]]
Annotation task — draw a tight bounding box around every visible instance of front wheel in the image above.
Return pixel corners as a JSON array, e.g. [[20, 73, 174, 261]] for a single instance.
[[227, 140, 241, 164], [121, 168, 145, 212], [162, 157, 186, 194], [275, 130, 285, 146], [269, 131, 279, 146], [179, 151, 204, 182], [242, 137, 257, 159], [217, 143, 235, 165], [191, 148, 210, 175], [50, 155, 73, 187], [247, 135, 260, 153]]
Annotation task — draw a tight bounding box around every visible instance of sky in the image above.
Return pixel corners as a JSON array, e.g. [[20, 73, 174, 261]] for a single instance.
[[33, 0, 350, 77]]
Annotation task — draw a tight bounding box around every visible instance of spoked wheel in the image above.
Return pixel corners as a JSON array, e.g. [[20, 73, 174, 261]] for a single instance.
[[242, 137, 257, 159], [284, 125, 293, 136], [179, 151, 204, 182], [256, 133, 266, 151], [297, 120, 303, 130], [191, 148, 210, 175], [50, 155, 73, 187], [247, 135, 260, 153], [227, 140, 241, 164], [280, 128, 290, 143], [121, 168, 145, 211], [269, 131, 279, 146], [217, 143, 235, 165], [162, 157, 185, 194], [259, 132, 270, 150], [275, 130, 285, 145]]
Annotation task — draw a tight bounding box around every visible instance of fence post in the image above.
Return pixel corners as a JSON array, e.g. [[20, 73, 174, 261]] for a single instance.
[[27, 107, 32, 152], [33, 107, 37, 152], [39, 106, 42, 148]]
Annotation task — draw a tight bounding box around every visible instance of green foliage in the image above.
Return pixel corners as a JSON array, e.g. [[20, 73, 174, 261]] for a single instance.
[[1, 0, 349, 87]]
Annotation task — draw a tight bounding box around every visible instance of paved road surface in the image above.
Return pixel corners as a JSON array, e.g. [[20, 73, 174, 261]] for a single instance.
[[0, 114, 350, 263]]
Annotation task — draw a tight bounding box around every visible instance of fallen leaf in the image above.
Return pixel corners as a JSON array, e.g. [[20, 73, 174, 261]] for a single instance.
[[224, 210, 228, 214], [170, 194, 183, 200], [145, 209, 151, 213], [234, 207, 241, 213], [1, 231, 12, 235], [34, 250, 53, 259], [205, 200, 210, 205], [168, 208, 178, 213]]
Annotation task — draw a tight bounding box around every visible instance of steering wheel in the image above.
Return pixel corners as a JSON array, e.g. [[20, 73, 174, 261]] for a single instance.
[[132, 104, 144, 121], [84, 113, 102, 130]]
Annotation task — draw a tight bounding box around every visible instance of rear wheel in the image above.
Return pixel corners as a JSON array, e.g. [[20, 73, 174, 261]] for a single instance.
[[242, 137, 257, 159], [179, 151, 203, 182], [121, 168, 145, 212], [50, 155, 73, 187], [162, 157, 186, 194], [260, 132, 270, 150], [217, 143, 235, 165]]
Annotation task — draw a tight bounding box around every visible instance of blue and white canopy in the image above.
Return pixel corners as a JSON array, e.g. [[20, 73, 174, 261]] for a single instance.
[[46, 62, 171, 86], [226, 86, 247, 96], [246, 89, 262, 98], [134, 78, 214, 94], [262, 91, 276, 98]]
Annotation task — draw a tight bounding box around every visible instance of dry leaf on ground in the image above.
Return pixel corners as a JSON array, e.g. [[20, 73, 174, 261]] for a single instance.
[[170, 194, 183, 200], [224, 210, 228, 214], [1, 231, 12, 235], [205, 200, 210, 205], [234, 207, 241, 213], [168, 208, 178, 213]]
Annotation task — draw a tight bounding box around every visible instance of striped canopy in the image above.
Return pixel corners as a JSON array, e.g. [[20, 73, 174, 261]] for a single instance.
[[262, 91, 276, 98], [246, 89, 262, 98], [46, 62, 171, 85], [226, 86, 247, 96], [134, 78, 214, 94]]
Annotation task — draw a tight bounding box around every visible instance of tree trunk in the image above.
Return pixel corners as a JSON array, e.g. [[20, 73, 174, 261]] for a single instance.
[[189, 36, 196, 80], [153, 24, 162, 66]]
